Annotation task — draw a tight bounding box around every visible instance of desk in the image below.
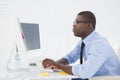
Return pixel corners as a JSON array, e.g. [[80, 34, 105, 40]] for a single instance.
[[1, 67, 77, 80], [2, 58, 120, 80], [0, 52, 77, 80]]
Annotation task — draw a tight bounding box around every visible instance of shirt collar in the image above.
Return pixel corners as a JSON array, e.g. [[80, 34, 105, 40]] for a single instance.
[[83, 30, 97, 45]]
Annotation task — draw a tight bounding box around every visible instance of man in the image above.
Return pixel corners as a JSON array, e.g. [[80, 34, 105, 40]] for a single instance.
[[42, 11, 120, 80]]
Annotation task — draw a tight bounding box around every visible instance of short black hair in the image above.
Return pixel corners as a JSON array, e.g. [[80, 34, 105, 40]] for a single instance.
[[78, 11, 96, 29]]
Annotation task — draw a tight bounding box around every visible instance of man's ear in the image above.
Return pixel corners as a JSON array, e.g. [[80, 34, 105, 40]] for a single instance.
[[88, 23, 92, 27], [87, 23, 92, 29]]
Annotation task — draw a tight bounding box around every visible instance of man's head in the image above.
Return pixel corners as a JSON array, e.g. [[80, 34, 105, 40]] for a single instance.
[[73, 11, 96, 39]]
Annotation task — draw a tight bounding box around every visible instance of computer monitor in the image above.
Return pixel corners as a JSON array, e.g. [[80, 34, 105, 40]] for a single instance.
[[20, 23, 40, 50], [17, 22, 45, 70], [20, 22, 46, 63], [0, 15, 44, 74]]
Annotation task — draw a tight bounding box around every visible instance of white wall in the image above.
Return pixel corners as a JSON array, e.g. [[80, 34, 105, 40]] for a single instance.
[[1, 0, 120, 60]]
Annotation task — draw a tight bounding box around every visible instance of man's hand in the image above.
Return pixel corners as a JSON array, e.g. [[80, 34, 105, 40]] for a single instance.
[[42, 58, 59, 69], [42, 58, 73, 75]]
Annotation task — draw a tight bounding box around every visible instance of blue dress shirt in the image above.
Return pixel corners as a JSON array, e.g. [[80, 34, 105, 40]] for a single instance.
[[65, 31, 120, 79]]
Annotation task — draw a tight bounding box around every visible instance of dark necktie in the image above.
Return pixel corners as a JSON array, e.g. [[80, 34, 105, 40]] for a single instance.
[[80, 42, 85, 64]]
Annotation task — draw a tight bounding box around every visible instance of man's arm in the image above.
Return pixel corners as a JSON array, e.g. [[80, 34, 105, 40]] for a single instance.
[[42, 58, 73, 75], [56, 62, 73, 74], [56, 58, 69, 65]]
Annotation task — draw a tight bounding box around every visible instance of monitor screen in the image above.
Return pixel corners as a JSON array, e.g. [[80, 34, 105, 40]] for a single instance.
[[21, 23, 40, 50]]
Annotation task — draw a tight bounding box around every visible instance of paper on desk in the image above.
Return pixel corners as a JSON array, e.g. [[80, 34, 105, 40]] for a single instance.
[[39, 71, 69, 77], [58, 71, 69, 75], [39, 72, 50, 76]]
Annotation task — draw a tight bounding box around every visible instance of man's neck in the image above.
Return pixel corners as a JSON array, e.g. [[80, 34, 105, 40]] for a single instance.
[[82, 30, 94, 40]]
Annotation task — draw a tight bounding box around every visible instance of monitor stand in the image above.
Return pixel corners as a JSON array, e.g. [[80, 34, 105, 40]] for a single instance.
[[8, 52, 30, 72], [8, 49, 45, 72]]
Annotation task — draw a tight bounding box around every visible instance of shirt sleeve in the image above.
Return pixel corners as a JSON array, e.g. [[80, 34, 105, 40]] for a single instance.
[[64, 41, 81, 64], [72, 40, 110, 78]]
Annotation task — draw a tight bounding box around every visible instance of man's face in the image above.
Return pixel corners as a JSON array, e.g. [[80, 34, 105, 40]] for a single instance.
[[73, 15, 90, 38]]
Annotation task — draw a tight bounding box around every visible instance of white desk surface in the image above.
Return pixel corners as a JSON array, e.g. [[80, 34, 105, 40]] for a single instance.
[[2, 61, 120, 80], [2, 69, 120, 80], [2, 54, 120, 80], [2, 68, 76, 80], [0, 53, 77, 80]]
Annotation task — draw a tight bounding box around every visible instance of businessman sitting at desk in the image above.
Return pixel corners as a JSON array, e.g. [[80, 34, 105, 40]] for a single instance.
[[42, 11, 120, 80]]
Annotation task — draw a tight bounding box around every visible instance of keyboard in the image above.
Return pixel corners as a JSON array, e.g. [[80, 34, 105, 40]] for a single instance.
[[29, 62, 54, 73]]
